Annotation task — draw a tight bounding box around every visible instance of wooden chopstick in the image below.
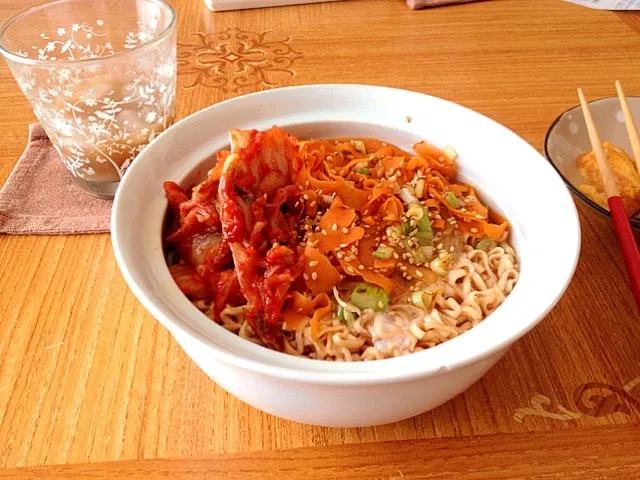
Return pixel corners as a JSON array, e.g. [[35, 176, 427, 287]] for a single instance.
[[615, 80, 640, 174], [577, 89, 619, 197], [578, 87, 640, 313]]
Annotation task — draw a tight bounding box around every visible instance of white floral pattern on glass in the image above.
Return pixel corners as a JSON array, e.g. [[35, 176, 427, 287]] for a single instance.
[[7, 18, 176, 181]]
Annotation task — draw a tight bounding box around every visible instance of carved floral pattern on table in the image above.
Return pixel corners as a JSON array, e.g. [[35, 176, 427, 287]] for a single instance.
[[514, 376, 640, 423], [177, 29, 302, 93]]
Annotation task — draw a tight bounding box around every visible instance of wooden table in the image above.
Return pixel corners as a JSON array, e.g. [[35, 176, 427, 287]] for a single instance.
[[2, 0, 640, 477]]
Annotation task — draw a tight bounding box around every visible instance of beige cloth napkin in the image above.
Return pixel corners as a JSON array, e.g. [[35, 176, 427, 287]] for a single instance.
[[407, 0, 479, 9], [0, 124, 111, 235]]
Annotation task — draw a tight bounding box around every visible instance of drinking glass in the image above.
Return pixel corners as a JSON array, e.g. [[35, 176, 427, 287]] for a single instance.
[[0, 0, 177, 198]]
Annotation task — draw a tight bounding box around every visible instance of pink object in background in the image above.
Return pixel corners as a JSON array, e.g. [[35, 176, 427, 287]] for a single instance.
[[0, 124, 111, 235], [203, 0, 341, 11], [406, 0, 478, 9]]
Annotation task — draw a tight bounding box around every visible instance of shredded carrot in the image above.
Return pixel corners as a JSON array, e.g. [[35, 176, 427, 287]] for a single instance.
[[319, 196, 356, 231], [297, 168, 370, 210], [304, 246, 340, 294], [379, 196, 404, 221], [283, 292, 331, 333], [339, 258, 395, 294], [357, 234, 379, 267], [382, 156, 404, 173], [407, 156, 429, 172], [373, 256, 397, 270], [483, 221, 509, 241]]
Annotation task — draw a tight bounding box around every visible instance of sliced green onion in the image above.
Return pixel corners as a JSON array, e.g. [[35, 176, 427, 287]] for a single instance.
[[406, 203, 433, 246], [475, 237, 498, 251], [350, 283, 389, 312], [403, 220, 414, 236], [430, 253, 452, 276], [386, 225, 403, 242], [358, 168, 371, 175], [373, 245, 394, 259], [411, 286, 439, 311], [344, 310, 355, 328], [336, 305, 355, 327], [445, 192, 460, 208], [411, 291, 426, 308]]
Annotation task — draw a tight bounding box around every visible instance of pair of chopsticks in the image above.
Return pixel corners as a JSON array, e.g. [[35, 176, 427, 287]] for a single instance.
[[578, 81, 640, 312]]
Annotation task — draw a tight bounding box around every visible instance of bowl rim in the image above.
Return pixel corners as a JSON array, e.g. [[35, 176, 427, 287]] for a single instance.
[[543, 95, 640, 228], [112, 83, 581, 385]]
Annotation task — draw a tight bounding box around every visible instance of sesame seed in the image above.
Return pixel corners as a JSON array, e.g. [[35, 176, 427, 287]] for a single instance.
[[311, 272, 318, 280], [322, 229, 328, 236], [309, 260, 319, 267], [378, 301, 384, 309], [406, 275, 413, 280], [407, 297, 412, 302], [339, 243, 348, 248], [342, 227, 349, 234], [337, 252, 344, 259], [358, 265, 365, 271], [399, 266, 407, 271], [382, 142, 388, 147], [415, 270, 423, 278], [392, 252, 399, 259], [470, 227, 478, 233], [332, 223, 338, 231], [303, 273, 309, 280], [363, 210, 370, 216], [327, 155, 333, 161], [303, 194, 309, 200], [310, 201, 317, 207], [437, 243, 444, 249], [449, 246, 455, 252], [347, 267, 355, 274]]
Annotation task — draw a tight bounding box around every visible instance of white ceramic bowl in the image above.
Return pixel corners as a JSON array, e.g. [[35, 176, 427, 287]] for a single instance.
[[111, 84, 580, 427], [545, 96, 640, 228]]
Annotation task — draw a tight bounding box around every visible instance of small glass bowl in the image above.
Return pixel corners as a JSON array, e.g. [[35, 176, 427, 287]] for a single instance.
[[544, 96, 640, 229]]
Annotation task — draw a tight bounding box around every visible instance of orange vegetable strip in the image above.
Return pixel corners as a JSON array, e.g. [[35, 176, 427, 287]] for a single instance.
[[339, 258, 395, 294], [319, 196, 356, 231], [309, 227, 365, 254], [357, 234, 379, 267], [283, 292, 331, 333], [297, 169, 370, 210], [362, 183, 392, 210], [407, 156, 429, 172], [379, 196, 404, 221], [304, 246, 340, 294], [373, 256, 397, 270], [382, 156, 404, 173], [374, 146, 395, 158]]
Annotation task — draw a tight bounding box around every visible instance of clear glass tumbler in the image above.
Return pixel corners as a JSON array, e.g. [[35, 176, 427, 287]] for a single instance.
[[0, 0, 177, 198]]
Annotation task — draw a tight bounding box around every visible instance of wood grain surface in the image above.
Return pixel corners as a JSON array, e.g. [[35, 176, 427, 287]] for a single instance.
[[2, 426, 640, 479], [1, 0, 640, 472]]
